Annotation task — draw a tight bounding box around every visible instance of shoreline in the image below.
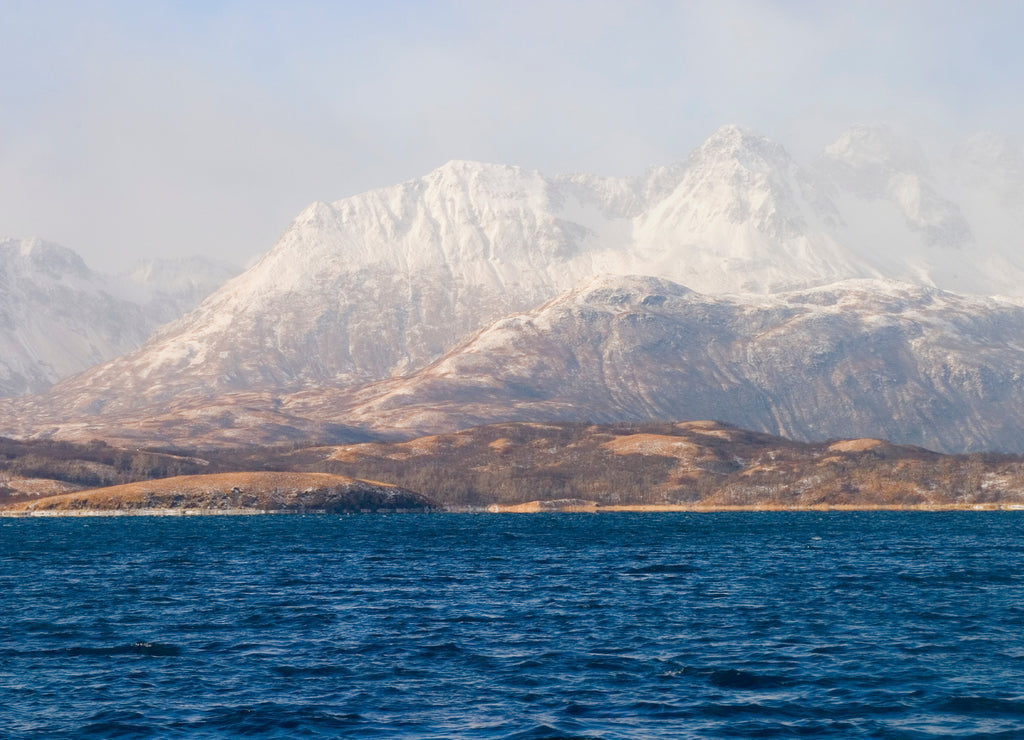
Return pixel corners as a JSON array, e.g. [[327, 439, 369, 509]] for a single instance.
[[5, 503, 1024, 517], [486, 502, 1024, 513], [0, 507, 429, 517]]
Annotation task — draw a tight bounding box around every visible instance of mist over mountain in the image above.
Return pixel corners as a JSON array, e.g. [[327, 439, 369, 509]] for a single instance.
[[0, 237, 237, 397], [122, 256, 240, 325]]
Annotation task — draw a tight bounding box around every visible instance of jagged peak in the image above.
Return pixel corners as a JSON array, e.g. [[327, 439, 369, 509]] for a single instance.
[[422, 159, 539, 188], [431, 158, 519, 175], [702, 123, 760, 147], [294, 199, 335, 221], [273, 200, 349, 247], [0, 237, 91, 278], [688, 124, 792, 171]]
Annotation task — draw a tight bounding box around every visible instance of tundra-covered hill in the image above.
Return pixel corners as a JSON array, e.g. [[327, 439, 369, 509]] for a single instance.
[[3, 421, 1024, 512], [281, 420, 1024, 509], [2, 471, 431, 514]]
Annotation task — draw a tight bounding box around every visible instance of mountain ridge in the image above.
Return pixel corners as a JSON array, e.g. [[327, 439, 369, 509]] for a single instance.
[[5, 123, 1024, 451]]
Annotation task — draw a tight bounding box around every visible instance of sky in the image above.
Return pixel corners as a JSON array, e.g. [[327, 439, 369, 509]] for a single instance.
[[2, 0, 1023, 272]]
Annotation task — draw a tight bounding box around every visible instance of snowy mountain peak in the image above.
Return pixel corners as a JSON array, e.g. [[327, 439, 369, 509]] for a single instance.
[[1, 237, 91, 279], [414, 161, 553, 208], [823, 124, 930, 178], [428, 159, 524, 181], [689, 124, 792, 173], [698, 123, 759, 150], [296, 199, 334, 222], [248, 156, 583, 300], [17, 122, 1024, 429], [421, 160, 551, 208], [635, 125, 827, 266]]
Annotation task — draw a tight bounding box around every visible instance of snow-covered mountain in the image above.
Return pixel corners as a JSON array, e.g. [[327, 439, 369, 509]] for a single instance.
[[335, 274, 1024, 453], [30, 124, 1024, 416], [6, 123, 1024, 450], [0, 238, 236, 396]]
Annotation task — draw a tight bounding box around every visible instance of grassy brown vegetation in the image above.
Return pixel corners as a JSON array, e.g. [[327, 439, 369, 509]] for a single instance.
[[287, 421, 1024, 509], [0, 437, 214, 499], [0, 436, 303, 506], [4, 472, 431, 513], [4, 421, 1024, 511]]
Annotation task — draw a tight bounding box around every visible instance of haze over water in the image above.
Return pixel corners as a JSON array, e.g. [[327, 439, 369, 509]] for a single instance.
[[4, 513, 1024, 738]]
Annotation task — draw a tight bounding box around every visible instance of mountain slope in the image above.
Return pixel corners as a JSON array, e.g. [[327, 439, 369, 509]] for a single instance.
[[335, 274, 1024, 453], [0, 238, 156, 396], [0, 238, 236, 397], [11, 273, 1024, 453]]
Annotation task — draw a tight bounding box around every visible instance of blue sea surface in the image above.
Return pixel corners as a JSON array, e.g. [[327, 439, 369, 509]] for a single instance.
[[3, 513, 1024, 738]]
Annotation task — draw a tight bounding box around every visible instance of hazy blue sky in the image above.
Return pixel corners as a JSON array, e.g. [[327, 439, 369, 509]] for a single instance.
[[2, 0, 1022, 271]]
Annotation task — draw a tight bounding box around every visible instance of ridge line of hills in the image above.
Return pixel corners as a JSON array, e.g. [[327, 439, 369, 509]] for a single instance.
[[3, 420, 1024, 512]]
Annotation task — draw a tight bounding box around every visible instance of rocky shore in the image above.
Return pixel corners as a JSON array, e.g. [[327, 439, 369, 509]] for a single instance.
[[0, 472, 432, 514]]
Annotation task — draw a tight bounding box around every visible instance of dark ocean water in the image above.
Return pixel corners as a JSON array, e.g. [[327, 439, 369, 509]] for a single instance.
[[4, 513, 1024, 739]]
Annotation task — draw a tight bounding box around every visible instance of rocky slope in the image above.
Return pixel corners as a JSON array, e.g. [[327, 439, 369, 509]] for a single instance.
[[10, 271, 1024, 453], [0, 238, 236, 396], [334, 274, 1024, 453]]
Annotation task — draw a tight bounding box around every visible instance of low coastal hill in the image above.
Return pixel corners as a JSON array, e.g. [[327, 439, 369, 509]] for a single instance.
[[2, 472, 431, 514]]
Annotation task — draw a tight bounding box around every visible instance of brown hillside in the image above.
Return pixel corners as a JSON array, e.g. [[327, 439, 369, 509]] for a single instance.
[[2, 471, 432, 513], [276, 421, 1024, 509]]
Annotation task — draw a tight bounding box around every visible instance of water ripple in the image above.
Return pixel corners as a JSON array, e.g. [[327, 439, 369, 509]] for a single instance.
[[4, 513, 1024, 738]]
